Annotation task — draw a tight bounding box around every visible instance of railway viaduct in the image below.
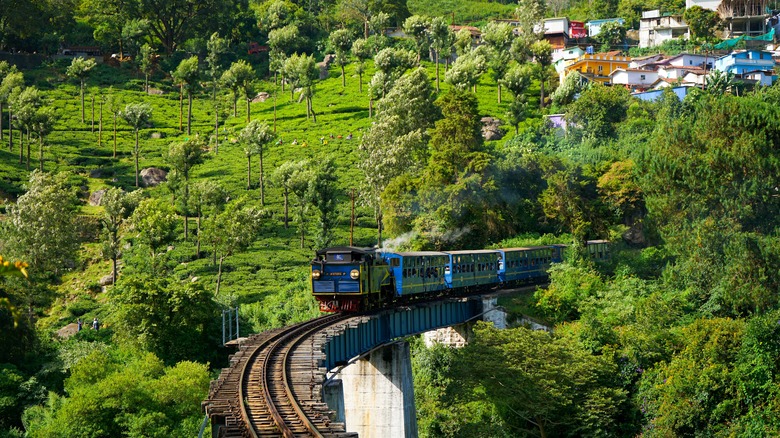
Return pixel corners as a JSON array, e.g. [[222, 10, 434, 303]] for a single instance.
[[203, 290, 532, 437]]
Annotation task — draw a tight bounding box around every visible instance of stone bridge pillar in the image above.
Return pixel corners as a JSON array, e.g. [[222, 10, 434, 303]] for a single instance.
[[323, 341, 417, 438], [423, 296, 508, 347]]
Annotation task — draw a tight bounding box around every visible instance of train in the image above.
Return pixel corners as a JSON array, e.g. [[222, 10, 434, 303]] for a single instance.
[[310, 240, 609, 313]]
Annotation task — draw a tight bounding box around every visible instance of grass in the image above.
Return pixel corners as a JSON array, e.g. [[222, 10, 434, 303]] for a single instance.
[[2, 50, 551, 332], [407, 0, 517, 25]]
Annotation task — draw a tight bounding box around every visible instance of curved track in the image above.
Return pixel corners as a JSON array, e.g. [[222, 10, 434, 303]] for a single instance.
[[204, 314, 357, 437]]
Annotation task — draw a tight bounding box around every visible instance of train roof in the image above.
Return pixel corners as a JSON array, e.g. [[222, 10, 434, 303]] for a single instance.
[[388, 251, 450, 257], [315, 246, 375, 256], [498, 246, 559, 251], [445, 249, 500, 254]]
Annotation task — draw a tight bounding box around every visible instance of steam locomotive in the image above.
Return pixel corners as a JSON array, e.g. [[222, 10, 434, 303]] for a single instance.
[[310, 242, 609, 313]]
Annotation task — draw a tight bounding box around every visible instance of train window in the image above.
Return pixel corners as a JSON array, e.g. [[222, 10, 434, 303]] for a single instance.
[[412, 268, 417, 276], [445, 266, 450, 274], [391, 259, 400, 267], [402, 269, 407, 278]]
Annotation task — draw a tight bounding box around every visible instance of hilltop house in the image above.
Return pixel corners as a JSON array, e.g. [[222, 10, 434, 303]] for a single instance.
[[564, 52, 631, 83], [610, 68, 660, 91], [449, 25, 482, 45], [639, 10, 689, 48], [554, 47, 586, 81], [713, 49, 777, 85]]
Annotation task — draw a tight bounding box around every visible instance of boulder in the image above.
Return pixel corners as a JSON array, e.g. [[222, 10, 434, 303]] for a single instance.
[[89, 189, 106, 206], [140, 167, 168, 187], [150, 132, 165, 139], [57, 323, 79, 339], [99, 274, 114, 286], [147, 87, 164, 95], [322, 53, 336, 66], [481, 116, 505, 141], [252, 92, 270, 103], [317, 63, 329, 80], [89, 168, 104, 178]]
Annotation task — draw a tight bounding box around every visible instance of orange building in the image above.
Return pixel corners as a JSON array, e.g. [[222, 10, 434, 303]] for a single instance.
[[564, 53, 631, 83]]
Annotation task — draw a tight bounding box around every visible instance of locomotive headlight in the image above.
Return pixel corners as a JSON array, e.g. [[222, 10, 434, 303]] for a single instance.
[[350, 269, 360, 280], [312, 270, 321, 279]]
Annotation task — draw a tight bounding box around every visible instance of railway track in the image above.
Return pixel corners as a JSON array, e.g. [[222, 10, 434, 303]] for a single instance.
[[204, 314, 358, 437]]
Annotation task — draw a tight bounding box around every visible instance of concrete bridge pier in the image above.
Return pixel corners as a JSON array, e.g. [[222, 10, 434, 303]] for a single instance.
[[423, 296, 508, 347], [323, 341, 418, 437]]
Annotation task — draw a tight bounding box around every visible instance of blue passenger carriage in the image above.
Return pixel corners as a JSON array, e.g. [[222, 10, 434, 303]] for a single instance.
[[444, 250, 501, 290], [378, 251, 450, 298], [498, 245, 565, 284]]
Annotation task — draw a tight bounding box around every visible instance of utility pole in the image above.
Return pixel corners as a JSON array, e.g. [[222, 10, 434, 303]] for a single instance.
[[350, 188, 355, 246]]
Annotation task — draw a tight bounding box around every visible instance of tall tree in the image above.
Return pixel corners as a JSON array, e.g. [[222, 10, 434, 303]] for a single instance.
[[172, 56, 199, 135], [135, 0, 241, 54], [223, 60, 255, 122], [267, 24, 300, 88], [0, 61, 18, 141], [329, 29, 354, 87], [138, 43, 156, 93], [128, 198, 177, 273], [530, 39, 553, 108], [283, 53, 319, 122], [120, 102, 153, 187], [166, 138, 206, 239], [288, 161, 314, 248], [10, 86, 43, 170], [191, 180, 227, 259], [351, 38, 372, 93], [2, 171, 78, 279], [403, 15, 431, 63], [429, 17, 454, 92], [239, 120, 276, 205], [1, 71, 23, 152], [104, 91, 122, 158], [30, 106, 57, 172], [206, 33, 227, 151], [270, 160, 303, 229], [100, 187, 141, 285], [66, 57, 97, 124], [415, 88, 495, 247], [503, 64, 533, 134], [445, 49, 487, 92], [310, 157, 339, 248], [358, 68, 437, 245], [684, 6, 721, 41], [204, 197, 262, 294], [482, 22, 515, 103]]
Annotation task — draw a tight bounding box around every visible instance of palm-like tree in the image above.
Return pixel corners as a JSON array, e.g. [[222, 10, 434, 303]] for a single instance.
[[120, 103, 153, 187], [239, 121, 276, 204]]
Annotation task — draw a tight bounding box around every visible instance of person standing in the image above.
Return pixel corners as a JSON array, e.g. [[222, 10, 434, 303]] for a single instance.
[[92, 317, 99, 331], [77, 318, 83, 331]]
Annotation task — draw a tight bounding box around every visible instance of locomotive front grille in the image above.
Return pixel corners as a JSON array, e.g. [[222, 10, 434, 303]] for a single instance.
[[313, 281, 336, 293], [337, 281, 360, 292]]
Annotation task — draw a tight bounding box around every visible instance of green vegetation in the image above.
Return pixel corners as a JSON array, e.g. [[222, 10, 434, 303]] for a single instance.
[[0, 0, 779, 437]]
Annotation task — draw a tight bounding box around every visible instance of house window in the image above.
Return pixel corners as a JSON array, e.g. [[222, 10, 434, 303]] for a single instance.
[[640, 74, 646, 80], [598, 65, 603, 73]]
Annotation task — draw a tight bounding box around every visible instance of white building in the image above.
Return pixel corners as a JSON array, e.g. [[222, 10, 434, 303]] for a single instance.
[[610, 68, 660, 90], [665, 53, 716, 68], [639, 10, 689, 48]]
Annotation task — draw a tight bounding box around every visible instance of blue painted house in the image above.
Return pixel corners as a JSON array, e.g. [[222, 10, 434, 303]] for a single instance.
[[713, 50, 776, 86]]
